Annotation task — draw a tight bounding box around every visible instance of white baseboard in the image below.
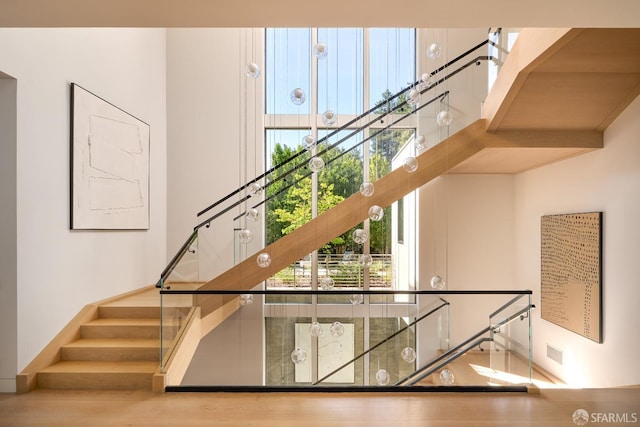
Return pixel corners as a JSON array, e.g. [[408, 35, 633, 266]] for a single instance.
[[0, 378, 16, 393]]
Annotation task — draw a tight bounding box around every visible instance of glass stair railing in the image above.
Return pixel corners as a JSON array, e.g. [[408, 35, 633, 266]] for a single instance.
[[157, 32, 506, 292], [398, 292, 534, 389]]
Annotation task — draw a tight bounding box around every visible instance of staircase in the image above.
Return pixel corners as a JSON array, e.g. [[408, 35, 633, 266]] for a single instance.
[[416, 351, 563, 387], [37, 306, 162, 390], [17, 286, 192, 392], [18, 28, 640, 393]]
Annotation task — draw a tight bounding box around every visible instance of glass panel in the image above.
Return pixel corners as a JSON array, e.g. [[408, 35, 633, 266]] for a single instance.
[[160, 231, 199, 367], [368, 317, 416, 385], [369, 128, 415, 304], [264, 129, 311, 246], [489, 294, 533, 386], [266, 28, 311, 115], [161, 232, 199, 288], [317, 28, 364, 115], [369, 28, 416, 110], [160, 290, 195, 370], [265, 256, 313, 304], [317, 128, 364, 201], [265, 316, 366, 386], [488, 28, 517, 91]]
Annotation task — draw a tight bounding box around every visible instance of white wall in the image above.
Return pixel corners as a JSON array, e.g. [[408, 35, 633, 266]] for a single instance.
[[514, 96, 640, 387], [181, 298, 264, 386], [166, 28, 264, 282], [419, 175, 516, 345], [0, 74, 17, 392], [0, 29, 168, 389], [166, 28, 266, 385]]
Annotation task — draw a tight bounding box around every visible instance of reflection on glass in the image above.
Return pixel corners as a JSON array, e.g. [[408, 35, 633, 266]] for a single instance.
[[266, 28, 311, 115], [318, 28, 364, 115], [369, 28, 416, 110]]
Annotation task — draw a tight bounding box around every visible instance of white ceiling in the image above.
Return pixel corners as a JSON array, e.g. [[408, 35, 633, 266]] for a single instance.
[[1, 0, 639, 27]]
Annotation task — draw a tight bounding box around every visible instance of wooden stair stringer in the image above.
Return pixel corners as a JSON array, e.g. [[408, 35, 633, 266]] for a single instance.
[[152, 297, 242, 391], [197, 119, 490, 316], [16, 285, 159, 393], [197, 118, 604, 319]]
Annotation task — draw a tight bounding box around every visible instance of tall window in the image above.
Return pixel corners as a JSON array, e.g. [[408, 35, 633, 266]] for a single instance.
[[265, 28, 415, 253], [263, 27, 417, 386]]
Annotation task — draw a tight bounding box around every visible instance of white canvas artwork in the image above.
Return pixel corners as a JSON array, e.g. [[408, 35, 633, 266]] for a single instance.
[[294, 323, 355, 383], [71, 84, 150, 229]]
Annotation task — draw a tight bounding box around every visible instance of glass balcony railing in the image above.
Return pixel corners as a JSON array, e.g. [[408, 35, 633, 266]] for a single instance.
[[158, 288, 532, 391], [155, 31, 516, 391]]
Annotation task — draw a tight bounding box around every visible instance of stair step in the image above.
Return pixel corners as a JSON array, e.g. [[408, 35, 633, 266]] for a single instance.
[[61, 339, 161, 362], [38, 361, 157, 390], [80, 318, 172, 339], [97, 306, 161, 319], [98, 305, 190, 320]]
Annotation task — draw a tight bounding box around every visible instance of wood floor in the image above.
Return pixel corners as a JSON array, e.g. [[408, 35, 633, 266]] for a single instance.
[[1, 388, 639, 427]]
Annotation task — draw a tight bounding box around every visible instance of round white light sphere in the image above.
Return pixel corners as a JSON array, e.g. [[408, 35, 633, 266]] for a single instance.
[[440, 369, 455, 385], [246, 208, 259, 222], [291, 347, 307, 364], [245, 62, 261, 79], [368, 205, 384, 222], [402, 156, 418, 173], [427, 42, 442, 59], [407, 88, 420, 107], [436, 110, 454, 126], [349, 294, 364, 305], [430, 275, 446, 290], [376, 369, 390, 386], [329, 321, 345, 337], [352, 229, 369, 244], [302, 134, 316, 151], [320, 276, 335, 290], [257, 253, 272, 268], [247, 182, 262, 196], [238, 229, 253, 244], [420, 72, 437, 89], [309, 156, 325, 173], [358, 254, 373, 268], [313, 42, 328, 59], [290, 88, 306, 105], [322, 110, 337, 125], [414, 135, 428, 152], [239, 294, 254, 306], [359, 182, 375, 197], [401, 346, 417, 363], [309, 321, 323, 337]]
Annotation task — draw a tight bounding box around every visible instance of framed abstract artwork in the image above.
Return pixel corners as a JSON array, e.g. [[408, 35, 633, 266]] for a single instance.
[[70, 83, 150, 230], [541, 212, 603, 343]]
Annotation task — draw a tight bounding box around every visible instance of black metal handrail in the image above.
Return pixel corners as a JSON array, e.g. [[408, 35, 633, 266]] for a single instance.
[[229, 90, 450, 222], [157, 229, 198, 287], [195, 37, 499, 220], [197, 55, 494, 230], [160, 289, 533, 295], [397, 303, 535, 386]]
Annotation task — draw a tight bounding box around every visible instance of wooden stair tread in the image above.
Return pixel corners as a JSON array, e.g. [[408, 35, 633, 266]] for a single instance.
[[84, 318, 162, 326], [63, 338, 160, 348], [40, 361, 158, 374]]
